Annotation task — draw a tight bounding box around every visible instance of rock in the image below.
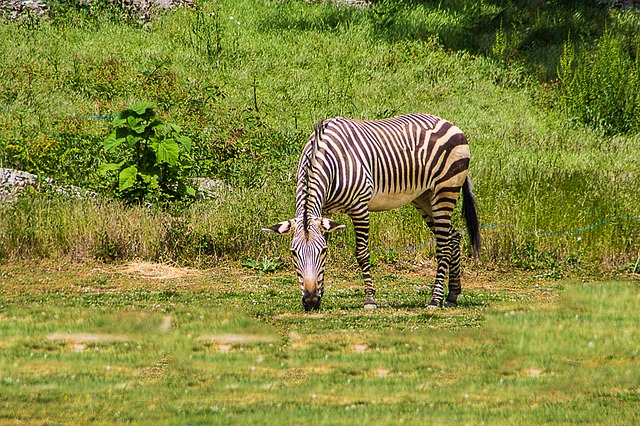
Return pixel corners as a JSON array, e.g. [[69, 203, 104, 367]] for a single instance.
[[1, 0, 47, 19], [0, 168, 226, 203], [1, 0, 194, 21], [190, 177, 228, 200], [0, 168, 98, 203], [0, 168, 39, 203]]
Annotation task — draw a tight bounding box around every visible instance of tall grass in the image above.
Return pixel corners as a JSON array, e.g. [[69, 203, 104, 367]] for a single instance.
[[0, 0, 639, 271], [557, 29, 640, 134], [0, 196, 167, 261]]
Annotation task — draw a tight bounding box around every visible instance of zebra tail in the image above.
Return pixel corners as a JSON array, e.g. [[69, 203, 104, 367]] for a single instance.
[[462, 175, 481, 257]]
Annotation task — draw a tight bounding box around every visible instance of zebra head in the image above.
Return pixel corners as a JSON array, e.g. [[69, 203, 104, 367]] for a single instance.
[[263, 217, 345, 311]]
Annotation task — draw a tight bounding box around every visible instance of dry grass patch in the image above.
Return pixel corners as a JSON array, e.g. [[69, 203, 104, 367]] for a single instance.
[[119, 261, 201, 280], [196, 333, 278, 354], [47, 333, 129, 343], [196, 333, 278, 344]]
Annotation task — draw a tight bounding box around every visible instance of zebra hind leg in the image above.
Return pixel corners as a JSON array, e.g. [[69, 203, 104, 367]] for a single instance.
[[444, 228, 462, 308], [410, 195, 450, 309], [427, 229, 452, 309]]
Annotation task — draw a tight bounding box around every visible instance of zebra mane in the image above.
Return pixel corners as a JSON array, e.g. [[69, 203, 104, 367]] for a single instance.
[[302, 120, 324, 233]]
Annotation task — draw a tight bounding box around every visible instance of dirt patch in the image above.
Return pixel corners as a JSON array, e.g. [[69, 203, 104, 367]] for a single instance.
[[196, 333, 278, 345], [47, 333, 129, 343], [160, 315, 172, 332], [353, 343, 367, 353], [196, 333, 278, 353], [119, 261, 200, 280]]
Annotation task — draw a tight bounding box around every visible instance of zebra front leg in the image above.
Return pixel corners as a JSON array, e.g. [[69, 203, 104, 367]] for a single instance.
[[428, 229, 452, 309], [444, 228, 462, 308], [351, 212, 377, 309]]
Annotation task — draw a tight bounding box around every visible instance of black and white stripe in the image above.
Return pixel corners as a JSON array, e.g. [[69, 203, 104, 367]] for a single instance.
[[266, 113, 480, 310]]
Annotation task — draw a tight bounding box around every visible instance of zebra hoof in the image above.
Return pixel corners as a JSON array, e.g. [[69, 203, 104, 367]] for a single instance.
[[426, 303, 440, 310], [364, 302, 378, 310], [444, 300, 458, 308]]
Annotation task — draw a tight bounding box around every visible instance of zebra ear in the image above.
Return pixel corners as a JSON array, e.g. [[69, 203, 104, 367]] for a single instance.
[[262, 220, 295, 235], [320, 218, 346, 233]]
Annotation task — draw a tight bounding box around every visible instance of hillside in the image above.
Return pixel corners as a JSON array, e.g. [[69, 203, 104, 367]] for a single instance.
[[1, 0, 639, 273]]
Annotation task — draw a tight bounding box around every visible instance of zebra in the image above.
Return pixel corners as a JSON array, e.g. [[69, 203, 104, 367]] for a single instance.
[[264, 113, 480, 311]]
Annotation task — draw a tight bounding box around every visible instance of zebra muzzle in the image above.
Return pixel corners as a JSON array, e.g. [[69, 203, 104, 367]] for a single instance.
[[302, 291, 321, 311]]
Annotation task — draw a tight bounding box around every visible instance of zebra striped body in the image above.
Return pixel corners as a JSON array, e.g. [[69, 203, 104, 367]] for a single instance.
[[266, 113, 480, 311]]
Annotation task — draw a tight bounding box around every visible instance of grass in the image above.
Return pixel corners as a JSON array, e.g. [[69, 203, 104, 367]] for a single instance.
[[1, 3, 639, 422], [0, 261, 638, 424], [1, 1, 639, 269]]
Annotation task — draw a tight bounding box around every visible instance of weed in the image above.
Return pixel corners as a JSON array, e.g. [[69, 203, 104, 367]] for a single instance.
[[243, 256, 283, 274], [100, 102, 195, 205], [491, 20, 508, 62], [93, 230, 121, 261], [189, 2, 223, 58]]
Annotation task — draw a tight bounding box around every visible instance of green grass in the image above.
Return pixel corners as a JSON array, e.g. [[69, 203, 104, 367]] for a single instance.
[[1, 3, 639, 422], [1, 0, 639, 270], [0, 263, 638, 424]]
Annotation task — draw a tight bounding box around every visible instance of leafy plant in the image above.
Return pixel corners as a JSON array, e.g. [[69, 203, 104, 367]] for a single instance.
[[100, 102, 195, 204], [243, 256, 283, 274]]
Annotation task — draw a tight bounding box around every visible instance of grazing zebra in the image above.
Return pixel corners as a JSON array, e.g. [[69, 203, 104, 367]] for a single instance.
[[264, 113, 480, 311]]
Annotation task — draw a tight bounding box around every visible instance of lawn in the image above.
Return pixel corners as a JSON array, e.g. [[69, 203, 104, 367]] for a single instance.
[[1, 261, 638, 424], [1, 1, 640, 422]]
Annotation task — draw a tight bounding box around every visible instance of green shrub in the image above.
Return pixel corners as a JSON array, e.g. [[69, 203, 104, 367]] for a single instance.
[[100, 102, 195, 205], [557, 30, 640, 134]]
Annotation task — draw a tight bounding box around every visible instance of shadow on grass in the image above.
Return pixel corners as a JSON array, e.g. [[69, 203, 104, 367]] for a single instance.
[[259, 0, 614, 80]]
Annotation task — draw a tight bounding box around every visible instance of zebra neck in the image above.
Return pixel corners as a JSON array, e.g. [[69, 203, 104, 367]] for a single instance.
[[296, 186, 326, 221], [297, 143, 332, 222]]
